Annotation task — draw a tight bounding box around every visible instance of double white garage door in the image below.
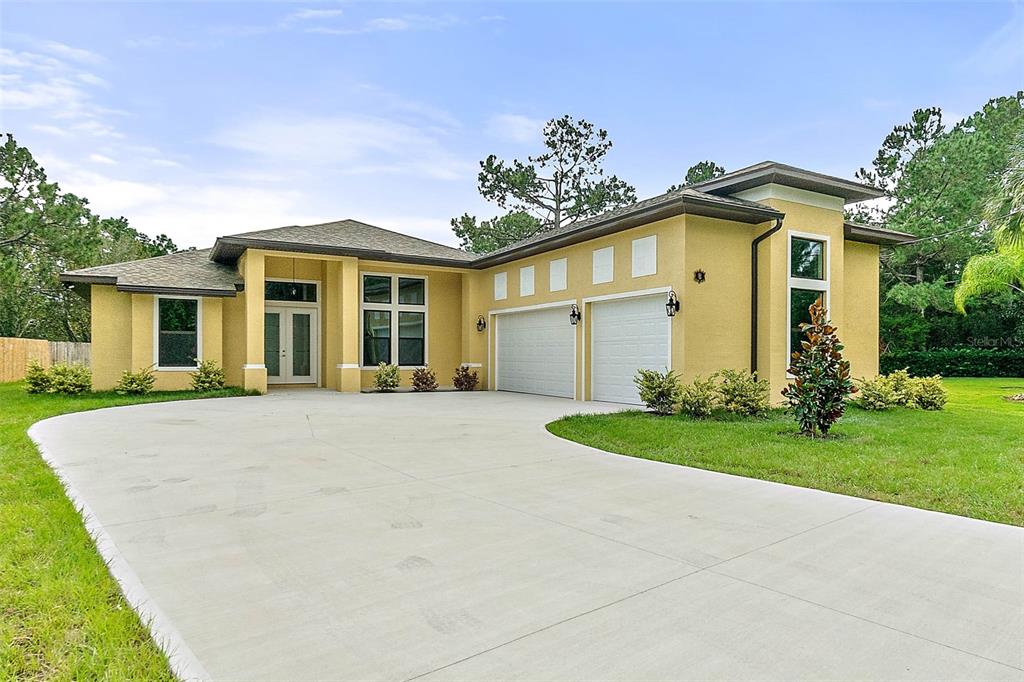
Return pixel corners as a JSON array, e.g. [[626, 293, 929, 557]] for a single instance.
[[495, 295, 669, 404]]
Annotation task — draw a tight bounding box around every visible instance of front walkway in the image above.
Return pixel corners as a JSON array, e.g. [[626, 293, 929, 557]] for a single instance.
[[30, 391, 1023, 681]]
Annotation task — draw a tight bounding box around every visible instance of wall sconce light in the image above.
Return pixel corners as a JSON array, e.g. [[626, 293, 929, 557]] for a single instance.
[[476, 315, 487, 332], [693, 269, 706, 284], [665, 290, 680, 317], [569, 304, 582, 326]]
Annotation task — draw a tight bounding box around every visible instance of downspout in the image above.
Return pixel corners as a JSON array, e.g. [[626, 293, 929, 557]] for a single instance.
[[750, 217, 783, 375]]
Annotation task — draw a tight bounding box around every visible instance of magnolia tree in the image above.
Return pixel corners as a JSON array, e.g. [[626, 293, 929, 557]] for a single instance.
[[782, 301, 856, 437]]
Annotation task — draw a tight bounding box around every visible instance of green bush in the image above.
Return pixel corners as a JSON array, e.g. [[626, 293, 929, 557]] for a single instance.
[[373, 362, 400, 392], [452, 365, 479, 391], [24, 359, 51, 394], [880, 348, 1024, 377], [886, 368, 914, 407], [46, 363, 92, 395], [677, 375, 718, 418], [190, 360, 226, 392], [855, 375, 898, 410], [115, 366, 156, 395], [633, 368, 681, 415], [411, 366, 438, 392], [714, 369, 770, 417], [909, 375, 948, 410]]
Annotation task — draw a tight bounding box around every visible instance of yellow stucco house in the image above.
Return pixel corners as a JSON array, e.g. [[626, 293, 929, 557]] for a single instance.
[[61, 161, 911, 404]]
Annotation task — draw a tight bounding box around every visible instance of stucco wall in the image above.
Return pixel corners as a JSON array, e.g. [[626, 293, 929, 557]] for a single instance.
[[844, 240, 881, 379], [90, 285, 132, 390]]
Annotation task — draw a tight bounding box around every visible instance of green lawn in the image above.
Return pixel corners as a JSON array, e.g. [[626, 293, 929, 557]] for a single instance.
[[0, 382, 252, 680], [549, 378, 1024, 527]]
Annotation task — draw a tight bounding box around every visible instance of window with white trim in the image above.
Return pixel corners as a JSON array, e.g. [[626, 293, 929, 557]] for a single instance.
[[549, 257, 567, 291], [788, 233, 829, 363], [592, 246, 614, 284], [155, 297, 200, 369], [631, 235, 657, 277], [519, 265, 535, 297], [494, 271, 507, 300], [361, 274, 427, 367]]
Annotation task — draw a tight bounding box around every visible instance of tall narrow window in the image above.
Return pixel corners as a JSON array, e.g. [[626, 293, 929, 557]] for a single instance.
[[787, 234, 829, 365], [361, 274, 427, 367], [398, 312, 425, 366], [363, 310, 391, 366], [157, 298, 199, 368]]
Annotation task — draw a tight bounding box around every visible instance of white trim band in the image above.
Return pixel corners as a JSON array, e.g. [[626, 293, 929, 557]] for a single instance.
[[460, 362, 482, 368], [242, 363, 266, 370], [336, 363, 359, 369], [488, 298, 576, 316]]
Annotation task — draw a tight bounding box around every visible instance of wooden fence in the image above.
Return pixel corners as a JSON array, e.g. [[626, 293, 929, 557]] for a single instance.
[[0, 337, 91, 383]]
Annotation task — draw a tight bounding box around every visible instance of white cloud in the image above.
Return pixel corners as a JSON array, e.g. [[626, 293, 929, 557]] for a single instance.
[[40, 40, 104, 64], [306, 13, 460, 36], [962, 9, 1024, 75], [150, 158, 182, 168], [290, 8, 345, 20], [31, 124, 69, 136], [88, 153, 116, 165], [486, 114, 543, 143]]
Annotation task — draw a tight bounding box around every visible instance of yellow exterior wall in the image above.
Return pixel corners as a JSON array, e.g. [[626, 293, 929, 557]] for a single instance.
[[844, 241, 881, 379], [89, 285, 132, 390], [222, 292, 246, 387]]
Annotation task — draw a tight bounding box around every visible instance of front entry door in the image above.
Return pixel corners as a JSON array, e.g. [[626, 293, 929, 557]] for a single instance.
[[265, 307, 318, 384]]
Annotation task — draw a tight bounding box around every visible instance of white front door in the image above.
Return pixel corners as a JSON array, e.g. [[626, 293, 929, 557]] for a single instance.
[[591, 295, 670, 404], [495, 306, 575, 398], [265, 307, 318, 384]]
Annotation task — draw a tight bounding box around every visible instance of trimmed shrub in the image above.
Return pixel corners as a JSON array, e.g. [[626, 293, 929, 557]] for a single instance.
[[855, 375, 898, 411], [714, 369, 770, 417], [46, 363, 92, 395], [411, 366, 438, 392], [190, 360, 226, 392], [24, 359, 51, 394], [781, 300, 855, 437], [634, 368, 681, 416], [880, 348, 1024, 377], [452, 365, 479, 391], [373, 362, 400, 392], [115, 366, 156, 396], [677, 375, 718, 419], [909, 375, 948, 410]]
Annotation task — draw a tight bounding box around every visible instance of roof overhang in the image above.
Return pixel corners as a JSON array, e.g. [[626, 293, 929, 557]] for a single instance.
[[58, 273, 241, 297], [210, 237, 476, 269], [471, 194, 782, 269], [695, 163, 885, 205], [843, 222, 915, 246]]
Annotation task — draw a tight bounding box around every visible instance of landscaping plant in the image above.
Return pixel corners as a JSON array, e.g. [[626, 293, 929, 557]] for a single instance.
[[909, 375, 948, 410], [886, 368, 914, 406], [411, 366, 438, 392], [24, 359, 50, 394], [452, 365, 479, 391], [855, 375, 898, 411], [373, 362, 400, 392], [713, 369, 770, 417], [190, 359, 226, 392], [115, 366, 156, 396], [677, 375, 718, 418], [633, 368, 682, 415], [45, 363, 92, 395], [782, 301, 855, 437]]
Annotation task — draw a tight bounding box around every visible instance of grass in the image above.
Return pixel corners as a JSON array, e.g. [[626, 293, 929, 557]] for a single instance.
[[548, 378, 1024, 527], [0, 382, 252, 680]]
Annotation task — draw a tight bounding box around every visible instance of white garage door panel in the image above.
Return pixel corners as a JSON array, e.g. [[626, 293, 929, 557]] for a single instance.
[[497, 308, 575, 398], [591, 295, 670, 404]]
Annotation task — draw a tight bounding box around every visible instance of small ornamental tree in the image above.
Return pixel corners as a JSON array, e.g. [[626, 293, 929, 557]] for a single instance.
[[782, 300, 856, 437]]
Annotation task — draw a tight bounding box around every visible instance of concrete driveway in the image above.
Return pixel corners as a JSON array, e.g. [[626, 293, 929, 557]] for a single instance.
[[30, 391, 1023, 681]]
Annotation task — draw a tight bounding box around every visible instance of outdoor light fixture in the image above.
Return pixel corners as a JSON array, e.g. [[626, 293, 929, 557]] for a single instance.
[[665, 290, 680, 317], [693, 269, 706, 284], [569, 304, 582, 326], [476, 315, 486, 332]]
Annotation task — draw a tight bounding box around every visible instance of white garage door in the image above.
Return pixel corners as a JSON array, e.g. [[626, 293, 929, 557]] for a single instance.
[[591, 295, 670, 404], [496, 307, 575, 398]]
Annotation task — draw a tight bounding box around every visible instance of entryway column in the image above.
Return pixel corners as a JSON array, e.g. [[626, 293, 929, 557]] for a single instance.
[[242, 251, 267, 393], [335, 257, 361, 392]]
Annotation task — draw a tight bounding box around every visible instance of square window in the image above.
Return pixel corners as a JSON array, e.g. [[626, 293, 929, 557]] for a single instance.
[[592, 246, 614, 284], [790, 288, 824, 358], [791, 237, 825, 280], [631, 235, 657, 278], [494, 272, 507, 300], [519, 265, 535, 297], [158, 298, 198, 367], [549, 258, 567, 291], [398, 277, 425, 305], [363, 275, 391, 304], [363, 310, 391, 366], [398, 311, 425, 366]]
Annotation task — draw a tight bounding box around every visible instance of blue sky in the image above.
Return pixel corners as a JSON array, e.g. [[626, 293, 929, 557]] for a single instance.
[[1, 2, 1021, 249]]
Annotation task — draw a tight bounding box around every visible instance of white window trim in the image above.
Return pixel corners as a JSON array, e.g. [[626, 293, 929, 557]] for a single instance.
[[153, 295, 202, 371], [592, 246, 614, 284], [494, 271, 508, 301], [359, 272, 429, 369], [549, 257, 567, 292], [264, 278, 320, 308], [631, 235, 657, 278], [786, 231, 830, 372], [519, 265, 535, 297], [265, 279, 322, 386]]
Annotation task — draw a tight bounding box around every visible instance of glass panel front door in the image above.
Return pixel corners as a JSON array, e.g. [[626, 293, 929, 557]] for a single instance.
[[266, 306, 317, 384]]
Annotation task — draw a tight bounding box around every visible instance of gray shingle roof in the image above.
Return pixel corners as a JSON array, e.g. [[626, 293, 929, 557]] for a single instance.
[[62, 248, 243, 296]]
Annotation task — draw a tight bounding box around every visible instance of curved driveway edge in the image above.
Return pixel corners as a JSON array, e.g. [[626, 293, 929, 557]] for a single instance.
[[28, 391, 1024, 681]]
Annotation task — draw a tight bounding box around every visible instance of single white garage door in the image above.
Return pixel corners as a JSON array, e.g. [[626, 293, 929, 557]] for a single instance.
[[496, 307, 575, 398], [591, 295, 670, 404]]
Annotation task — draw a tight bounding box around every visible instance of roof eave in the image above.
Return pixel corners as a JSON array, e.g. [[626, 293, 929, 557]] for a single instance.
[[843, 222, 915, 246], [697, 166, 885, 205], [210, 237, 475, 269]]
